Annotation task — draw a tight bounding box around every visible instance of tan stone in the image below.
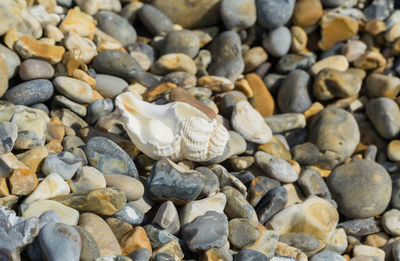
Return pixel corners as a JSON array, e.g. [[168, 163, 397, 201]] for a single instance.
[[3, 28, 23, 50], [393, 38, 400, 55], [0, 152, 29, 178], [14, 35, 65, 64], [45, 24, 64, 42], [234, 78, 253, 98], [319, 13, 359, 51], [91, 90, 104, 102], [292, 0, 323, 27], [17, 146, 49, 172], [119, 226, 152, 256], [354, 50, 386, 73], [106, 217, 133, 240], [275, 242, 308, 261], [364, 232, 389, 248], [385, 23, 400, 42], [46, 117, 65, 142], [387, 140, 400, 161], [0, 56, 8, 97], [198, 75, 234, 92], [79, 212, 122, 256], [59, 7, 96, 38], [9, 168, 37, 196], [267, 197, 339, 253], [283, 183, 304, 207], [246, 73, 275, 117], [0, 195, 18, 208], [24, 173, 70, 204], [45, 140, 63, 154], [353, 245, 385, 259], [151, 53, 197, 75], [202, 247, 231, 261], [244, 46, 268, 73], [104, 174, 144, 202], [258, 136, 291, 161], [310, 55, 349, 76], [341, 40, 367, 62], [326, 228, 348, 254], [72, 69, 96, 88], [245, 223, 279, 258], [364, 20, 386, 36], [0, 177, 9, 196], [62, 49, 87, 76], [143, 82, 177, 102], [304, 102, 324, 120], [291, 26, 308, 54], [153, 240, 183, 260], [64, 31, 97, 63]]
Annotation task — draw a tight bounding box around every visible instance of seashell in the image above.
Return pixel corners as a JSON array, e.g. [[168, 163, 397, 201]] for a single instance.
[[115, 92, 229, 162]]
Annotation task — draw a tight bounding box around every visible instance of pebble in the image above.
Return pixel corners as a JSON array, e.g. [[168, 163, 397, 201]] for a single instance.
[[94, 11, 136, 47], [256, 186, 288, 224], [246, 73, 275, 117], [313, 68, 364, 101], [92, 50, 142, 81], [78, 212, 122, 256], [86, 98, 114, 125], [256, 0, 295, 29], [129, 248, 152, 261], [309, 107, 360, 169], [21, 200, 79, 226], [104, 174, 144, 201], [161, 30, 200, 58], [5, 79, 54, 106], [341, 40, 367, 62], [169, 88, 216, 119], [119, 226, 152, 256], [262, 26, 291, 57], [0, 56, 8, 98], [382, 209, 400, 236], [56, 187, 126, 216], [220, 0, 257, 31], [42, 151, 81, 180], [327, 159, 392, 219], [39, 222, 81, 261], [208, 31, 244, 82], [85, 136, 139, 178], [223, 186, 258, 223], [235, 249, 269, 261], [54, 95, 87, 117], [69, 166, 106, 193], [24, 173, 70, 204], [322, 0, 344, 7], [0, 121, 17, 153], [298, 168, 331, 198], [9, 168, 38, 196], [279, 233, 320, 255], [366, 97, 400, 139], [74, 226, 100, 261], [310, 55, 349, 76], [18, 59, 54, 81], [0, 43, 20, 79], [153, 240, 183, 260], [292, 0, 323, 27], [228, 218, 259, 249], [231, 100, 272, 144], [181, 211, 228, 252], [264, 113, 306, 134], [151, 53, 197, 75], [53, 76, 93, 104], [319, 13, 359, 50], [255, 151, 298, 183], [353, 245, 385, 260], [147, 158, 204, 203], [267, 197, 338, 253], [367, 73, 400, 98], [338, 219, 381, 236], [138, 4, 173, 36], [152, 0, 220, 29], [388, 140, 400, 161], [152, 201, 180, 235], [248, 176, 280, 206], [310, 250, 346, 261], [144, 224, 180, 249], [277, 69, 312, 113], [244, 47, 268, 73]]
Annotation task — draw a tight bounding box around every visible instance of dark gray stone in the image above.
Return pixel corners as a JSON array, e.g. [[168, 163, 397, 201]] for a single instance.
[[327, 160, 392, 219], [363, 0, 394, 21], [256, 0, 295, 29], [127, 43, 156, 65], [92, 50, 142, 81], [366, 97, 400, 140], [338, 219, 381, 236], [86, 98, 114, 125], [164, 72, 197, 89], [298, 168, 331, 199], [85, 136, 139, 178], [94, 11, 137, 46], [161, 30, 200, 58], [279, 233, 320, 255], [228, 218, 259, 249], [255, 186, 288, 224], [208, 31, 244, 82], [391, 179, 400, 209], [143, 224, 180, 249], [5, 79, 54, 106], [73, 226, 100, 261], [321, 0, 344, 7], [0, 122, 17, 153], [196, 167, 220, 197], [138, 4, 173, 36], [181, 211, 228, 252], [223, 185, 257, 223], [291, 142, 320, 166], [94, 74, 128, 99], [129, 248, 151, 261], [247, 176, 280, 207], [310, 250, 346, 261], [276, 54, 315, 74], [154, 253, 175, 261], [234, 249, 269, 261], [277, 69, 312, 113], [147, 159, 205, 203], [39, 222, 81, 261]]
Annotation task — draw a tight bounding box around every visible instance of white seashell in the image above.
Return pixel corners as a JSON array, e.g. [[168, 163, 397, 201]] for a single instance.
[[115, 92, 230, 162]]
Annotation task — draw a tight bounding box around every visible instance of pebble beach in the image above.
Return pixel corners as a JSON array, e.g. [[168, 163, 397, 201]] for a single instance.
[[1, 0, 400, 260]]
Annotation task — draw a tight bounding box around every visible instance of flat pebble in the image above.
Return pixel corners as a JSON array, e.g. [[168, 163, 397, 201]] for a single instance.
[[104, 174, 144, 201], [53, 77, 93, 104], [5, 79, 54, 106], [138, 4, 173, 36], [264, 113, 306, 134], [24, 173, 70, 204], [228, 218, 259, 249], [310, 250, 346, 261], [94, 11, 136, 46], [255, 151, 298, 183], [256, 186, 288, 224], [151, 53, 197, 75], [256, 0, 295, 29], [338, 219, 381, 236], [95, 74, 128, 99], [69, 166, 106, 193], [152, 201, 180, 235], [18, 59, 54, 81], [382, 209, 400, 236], [220, 0, 257, 31], [85, 136, 139, 178], [235, 249, 269, 261], [366, 97, 400, 139], [161, 30, 200, 58]]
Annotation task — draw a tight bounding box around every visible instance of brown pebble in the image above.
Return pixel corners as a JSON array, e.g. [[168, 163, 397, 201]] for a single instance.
[[234, 78, 253, 98], [246, 73, 275, 117], [144, 82, 177, 102], [9, 168, 38, 196], [169, 88, 217, 119], [119, 226, 152, 256], [292, 0, 323, 27], [364, 20, 386, 36]]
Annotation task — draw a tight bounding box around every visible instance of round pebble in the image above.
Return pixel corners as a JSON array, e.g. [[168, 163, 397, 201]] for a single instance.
[[19, 59, 54, 81], [4, 79, 54, 106]]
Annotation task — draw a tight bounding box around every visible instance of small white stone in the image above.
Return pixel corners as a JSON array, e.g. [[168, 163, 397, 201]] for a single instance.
[[24, 173, 70, 204], [353, 245, 385, 259], [310, 55, 349, 76], [231, 100, 272, 144], [179, 192, 226, 226], [69, 166, 106, 193], [53, 76, 93, 104], [27, 5, 60, 27], [21, 199, 79, 225]]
